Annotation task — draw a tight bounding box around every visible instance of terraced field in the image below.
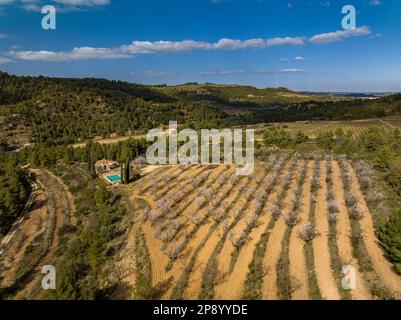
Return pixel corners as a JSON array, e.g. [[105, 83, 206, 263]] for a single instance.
[[123, 156, 401, 300], [0, 169, 75, 299], [252, 116, 401, 139]]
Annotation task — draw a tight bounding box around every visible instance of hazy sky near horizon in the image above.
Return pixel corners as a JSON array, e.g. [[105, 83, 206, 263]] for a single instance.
[[0, 0, 400, 92]]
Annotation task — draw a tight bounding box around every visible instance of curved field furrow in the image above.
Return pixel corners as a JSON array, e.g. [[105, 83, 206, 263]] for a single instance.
[[158, 166, 209, 211], [261, 159, 300, 300], [240, 157, 290, 300], [171, 168, 254, 300], [312, 161, 340, 300], [169, 166, 231, 235], [119, 153, 401, 301], [164, 166, 231, 242], [214, 157, 292, 300], [140, 165, 205, 206], [0, 189, 48, 288], [332, 161, 371, 300], [289, 161, 313, 300], [141, 165, 229, 289], [348, 166, 401, 299], [142, 221, 171, 287], [213, 165, 279, 299], [160, 166, 234, 298], [212, 167, 268, 283], [11, 169, 75, 299], [139, 166, 183, 194], [183, 166, 266, 299], [114, 212, 138, 290]]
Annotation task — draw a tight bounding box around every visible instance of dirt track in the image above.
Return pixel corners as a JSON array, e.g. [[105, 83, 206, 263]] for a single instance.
[[0, 169, 75, 299]]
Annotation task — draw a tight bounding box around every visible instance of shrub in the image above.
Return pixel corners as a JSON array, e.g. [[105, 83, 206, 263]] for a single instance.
[[345, 192, 358, 207], [311, 176, 321, 190], [298, 222, 320, 242], [245, 214, 259, 229], [271, 204, 282, 219], [367, 191, 385, 205], [165, 240, 185, 261], [195, 196, 206, 209], [349, 207, 366, 220], [229, 230, 247, 249], [285, 211, 300, 227], [188, 213, 203, 226], [379, 209, 401, 274], [328, 200, 340, 215]]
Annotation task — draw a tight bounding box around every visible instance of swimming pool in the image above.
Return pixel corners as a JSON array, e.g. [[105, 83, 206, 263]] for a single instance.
[[107, 175, 121, 183]]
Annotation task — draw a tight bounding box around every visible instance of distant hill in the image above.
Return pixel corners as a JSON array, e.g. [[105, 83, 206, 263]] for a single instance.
[[301, 92, 396, 99], [0, 73, 227, 145], [1, 72, 400, 146]]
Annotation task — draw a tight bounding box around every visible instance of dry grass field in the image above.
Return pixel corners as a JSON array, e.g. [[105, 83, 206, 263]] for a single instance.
[[119, 155, 401, 300]]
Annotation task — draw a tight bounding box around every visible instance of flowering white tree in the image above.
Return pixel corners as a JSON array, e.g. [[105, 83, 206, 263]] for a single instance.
[[271, 204, 282, 218], [285, 211, 301, 227], [165, 240, 185, 261], [328, 200, 340, 223], [229, 230, 247, 249], [195, 196, 206, 209], [245, 214, 258, 229], [188, 213, 203, 226], [298, 222, 320, 242]]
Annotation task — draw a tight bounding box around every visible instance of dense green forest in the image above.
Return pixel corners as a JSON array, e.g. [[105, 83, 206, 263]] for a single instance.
[[50, 178, 127, 300], [1, 72, 401, 147], [0, 154, 29, 237], [17, 138, 148, 173]]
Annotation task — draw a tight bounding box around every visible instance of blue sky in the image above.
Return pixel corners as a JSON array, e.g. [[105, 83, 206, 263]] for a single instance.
[[0, 0, 400, 92]]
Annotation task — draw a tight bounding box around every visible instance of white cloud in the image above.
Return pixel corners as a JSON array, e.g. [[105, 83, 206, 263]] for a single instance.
[[295, 56, 306, 61], [53, 0, 110, 6], [121, 38, 266, 54], [200, 70, 246, 76], [200, 69, 290, 76], [369, 0, 381, 6], [9, 46, 129, 61], [144, 71, 176, 77], [280, 58, 289, 62], [279, 68, 304, 73], [309, 26, 372, 44], [8, 38, 267, 61], [267, 36, 305, 46], [6, 26, 374, 63], [0, 33, 9, 39], [0, 56, 12, 64], [0, 0, 110, 12]]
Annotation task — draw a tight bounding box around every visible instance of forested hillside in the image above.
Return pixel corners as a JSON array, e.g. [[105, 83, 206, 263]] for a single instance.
[[0, 73, 227, 145], [1, 72, 401, 147], [0, 154, 29, 237]]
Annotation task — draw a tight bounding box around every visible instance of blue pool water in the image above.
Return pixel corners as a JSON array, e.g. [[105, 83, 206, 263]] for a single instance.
[[107, 175, 121, 183]]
